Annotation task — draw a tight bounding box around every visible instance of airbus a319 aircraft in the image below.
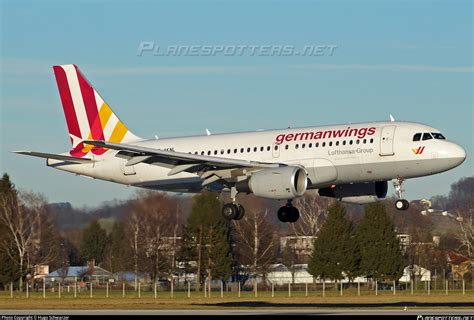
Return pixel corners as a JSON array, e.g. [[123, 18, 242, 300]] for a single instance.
[[15, 65, 467, 223]]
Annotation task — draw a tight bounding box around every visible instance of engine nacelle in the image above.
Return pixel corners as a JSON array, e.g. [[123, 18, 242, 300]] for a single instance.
[[318, 181, 388, 204], [237, 166, 308, 200], [340, 195, 380, 205]]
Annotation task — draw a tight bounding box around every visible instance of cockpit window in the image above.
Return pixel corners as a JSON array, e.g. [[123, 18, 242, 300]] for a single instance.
[[431, 132, 446, 140], [413, 133, 421, 141], [422, 133, 433, 141]]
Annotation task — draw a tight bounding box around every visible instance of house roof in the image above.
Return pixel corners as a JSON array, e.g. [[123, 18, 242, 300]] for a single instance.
[[447, 251, 469, 265], [47, 266, 113, 278]]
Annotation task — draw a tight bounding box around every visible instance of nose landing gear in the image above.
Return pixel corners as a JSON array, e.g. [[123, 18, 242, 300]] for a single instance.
[[393, 177, 410, 211]]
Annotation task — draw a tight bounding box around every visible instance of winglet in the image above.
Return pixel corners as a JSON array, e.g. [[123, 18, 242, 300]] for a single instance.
[[389, 114, 395, 122], [205, 129, 211, 136]]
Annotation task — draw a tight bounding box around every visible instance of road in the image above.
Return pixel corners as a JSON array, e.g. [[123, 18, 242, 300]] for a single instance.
[[2, 309, 474, 316]]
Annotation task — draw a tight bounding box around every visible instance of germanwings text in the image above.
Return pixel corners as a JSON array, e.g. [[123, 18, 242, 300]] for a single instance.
[[275, 127, 376, 145]]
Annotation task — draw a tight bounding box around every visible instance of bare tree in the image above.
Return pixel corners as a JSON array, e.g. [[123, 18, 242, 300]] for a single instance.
[[233, 207, 277, 291], [124, 208, 142, 290], [291, 191, 333, 237], [0, 192, 58, 291], [125, 191, 182, 287], [457, 213, 474, 260]]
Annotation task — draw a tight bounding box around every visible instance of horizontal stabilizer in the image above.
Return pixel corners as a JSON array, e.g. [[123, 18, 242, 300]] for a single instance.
[[13, 151, 96, 164]]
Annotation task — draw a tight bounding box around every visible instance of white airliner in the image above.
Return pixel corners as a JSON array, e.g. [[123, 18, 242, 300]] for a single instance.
[[15, 65, 466, 223]]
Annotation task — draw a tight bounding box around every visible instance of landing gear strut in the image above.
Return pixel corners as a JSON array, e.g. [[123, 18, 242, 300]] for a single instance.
[[277, 200, 300, 223], [221, 187, 246, 221], [393, 177, 409, 211]]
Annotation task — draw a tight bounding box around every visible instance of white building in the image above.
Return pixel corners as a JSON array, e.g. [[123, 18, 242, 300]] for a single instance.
[[399, 265, 431, 282]]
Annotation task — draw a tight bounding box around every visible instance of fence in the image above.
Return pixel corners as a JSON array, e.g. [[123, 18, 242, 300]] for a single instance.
[[1, 279, 473, 299]]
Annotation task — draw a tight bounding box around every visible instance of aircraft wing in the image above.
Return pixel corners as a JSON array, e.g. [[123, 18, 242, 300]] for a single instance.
[[13, 151, 96, 164], [84, 140, 282, 186]]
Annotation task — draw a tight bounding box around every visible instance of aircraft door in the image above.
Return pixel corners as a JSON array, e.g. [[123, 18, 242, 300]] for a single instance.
[[380, 126, 396, 156]]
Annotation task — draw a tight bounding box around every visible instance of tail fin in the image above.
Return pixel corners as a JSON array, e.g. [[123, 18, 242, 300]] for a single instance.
[[53, 64, 140, 157]]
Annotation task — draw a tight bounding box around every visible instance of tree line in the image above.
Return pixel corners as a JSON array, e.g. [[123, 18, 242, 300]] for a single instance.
[[308, 202, 404, 285], [0, 173, 472, 290]]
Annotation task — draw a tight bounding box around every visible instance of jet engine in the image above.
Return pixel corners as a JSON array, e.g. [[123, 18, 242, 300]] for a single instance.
[[318, 181, 388, 204], [237, 166, 308, 200]]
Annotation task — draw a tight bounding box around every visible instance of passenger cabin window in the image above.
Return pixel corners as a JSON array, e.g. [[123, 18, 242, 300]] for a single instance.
[[413, 133, 421, 141], [422, 133, 433, 141]]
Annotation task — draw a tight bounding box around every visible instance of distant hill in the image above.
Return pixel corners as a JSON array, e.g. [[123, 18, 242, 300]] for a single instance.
[[47, 200, 128, 230]]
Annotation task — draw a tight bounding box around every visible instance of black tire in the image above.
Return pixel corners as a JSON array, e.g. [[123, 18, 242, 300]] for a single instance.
[[402, 199, 410, 210], [222, 203, 239, 220], [287, 206, 300, 223], [395, 199, 410, 211], [277, 206, 289, 222], [235, 205, 245, 220]]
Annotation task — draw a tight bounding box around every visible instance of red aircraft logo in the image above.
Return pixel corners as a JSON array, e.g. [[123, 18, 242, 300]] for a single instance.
[[412, 146, 426, 155]]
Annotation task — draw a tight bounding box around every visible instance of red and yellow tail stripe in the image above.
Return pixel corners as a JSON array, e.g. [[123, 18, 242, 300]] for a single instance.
[[53, 64, 139, 157]]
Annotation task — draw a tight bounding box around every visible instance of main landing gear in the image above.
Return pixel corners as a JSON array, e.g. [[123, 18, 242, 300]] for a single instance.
[[222, 203, 245, 220], [221, 187, 245, 221], [393, 177, 410, 211], [277, 200, 300, 223], [220, 188, 300, 223]]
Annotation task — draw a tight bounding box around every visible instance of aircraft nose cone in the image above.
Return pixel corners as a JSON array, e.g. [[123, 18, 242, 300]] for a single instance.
[[451, 143, 466, 167]]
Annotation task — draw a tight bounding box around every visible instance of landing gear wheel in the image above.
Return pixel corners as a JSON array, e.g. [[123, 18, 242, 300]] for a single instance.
[[287, 207, 300, 223], [277, 207, 290, 223], [395, 199, 409, 211], [222, 203, 239, 220], [277, 205, 300, 223], [235, 205, 245, 220]]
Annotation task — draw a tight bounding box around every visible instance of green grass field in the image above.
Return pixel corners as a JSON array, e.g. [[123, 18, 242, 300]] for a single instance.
[[0, 288, 473, 310]]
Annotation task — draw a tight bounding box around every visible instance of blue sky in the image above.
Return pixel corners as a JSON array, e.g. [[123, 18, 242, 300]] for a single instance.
[[1, 0, 472, 207]]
